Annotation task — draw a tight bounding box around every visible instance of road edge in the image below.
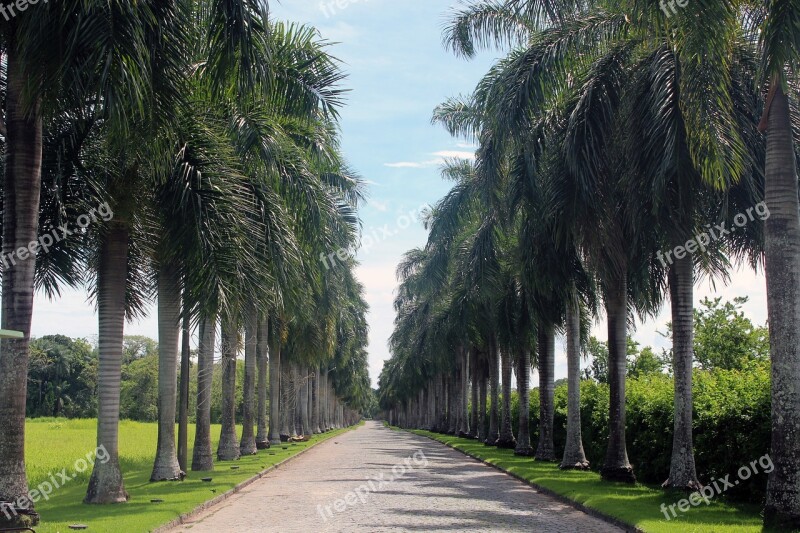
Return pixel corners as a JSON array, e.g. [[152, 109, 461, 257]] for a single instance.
[[407, 429, 645, 533], [151, 423, 364, 532]]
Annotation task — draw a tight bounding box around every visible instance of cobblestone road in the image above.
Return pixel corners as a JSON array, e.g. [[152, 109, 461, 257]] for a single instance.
[[171, 421, 623, 532]]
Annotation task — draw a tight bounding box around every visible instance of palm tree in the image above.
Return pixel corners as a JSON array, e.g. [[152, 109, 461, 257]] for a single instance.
[[217, 314, 241, 462], [759, 5, 800, 525], [192, 316, 217, 471]]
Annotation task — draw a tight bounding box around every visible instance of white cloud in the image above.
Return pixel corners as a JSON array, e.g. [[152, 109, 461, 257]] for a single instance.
[[432, 150, 476, 159], [369, 199, 390, 212], [384, 149, 475, 169]]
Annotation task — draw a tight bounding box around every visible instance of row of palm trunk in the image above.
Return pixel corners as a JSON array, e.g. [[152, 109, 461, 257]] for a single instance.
[[387, 319, 589, 470]]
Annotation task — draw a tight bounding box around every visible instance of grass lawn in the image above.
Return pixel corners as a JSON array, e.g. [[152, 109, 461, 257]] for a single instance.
[[25, 418, 356, 533], [410, 429, 774, 533]]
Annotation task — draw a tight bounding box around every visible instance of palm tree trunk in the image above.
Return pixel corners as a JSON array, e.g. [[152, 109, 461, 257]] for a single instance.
[[255, 314, 269, 449], [601, 273, 636, 483], [312, 367, 322, 433], [280, 365, 292, 439], [177, 299, 191, 472], [477, 360, 488, 442], [300, 367, 312, 436], [497, 349, 516, 448], [469, 352, 479, 438], [458, 348, 470, 436], [561, 296, 589, 469], [0, 47, 43, 525], [151, 262, 184, 481], [191, 315, 216, 471], [239, 309, 257, 455], [763, 83, 800, 529], [217, 317, 240, 461], [447, 376, 457, 434], [268, 325, 283, 445], [515, 348, 534, 456], [486, 343, 500, 445], [85, 222, 130, 503], [535, 325, 555, 460], [664, 250, 700, 489]]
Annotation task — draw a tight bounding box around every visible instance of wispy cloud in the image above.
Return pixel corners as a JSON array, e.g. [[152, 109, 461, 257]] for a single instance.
[[432, 150, 476, 159], [370, 199, 390, 212], [384, 149, 475, 169]]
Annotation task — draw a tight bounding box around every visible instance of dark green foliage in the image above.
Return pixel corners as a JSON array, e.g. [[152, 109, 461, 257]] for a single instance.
[[26, 335, 97, 418], [505, 362, 771, 504]]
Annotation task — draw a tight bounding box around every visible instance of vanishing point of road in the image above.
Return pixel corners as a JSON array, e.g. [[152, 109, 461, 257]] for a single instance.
[[170, 421, 623, 532]]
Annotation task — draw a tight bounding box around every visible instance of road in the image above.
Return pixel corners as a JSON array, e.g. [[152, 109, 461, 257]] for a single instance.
[[170, 421, 623, 532]]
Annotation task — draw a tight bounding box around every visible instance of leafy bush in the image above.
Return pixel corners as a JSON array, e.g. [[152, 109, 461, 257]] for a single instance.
[[504, 360, 770, 504]]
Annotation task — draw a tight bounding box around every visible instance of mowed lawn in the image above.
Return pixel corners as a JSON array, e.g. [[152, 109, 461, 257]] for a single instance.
[[410, 430, 771, 533], [25, 418, 353, 533]]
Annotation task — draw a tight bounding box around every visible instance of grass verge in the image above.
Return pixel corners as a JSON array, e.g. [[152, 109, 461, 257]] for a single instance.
[[26, 418, 359, 533], [411, 429, 769, 533]]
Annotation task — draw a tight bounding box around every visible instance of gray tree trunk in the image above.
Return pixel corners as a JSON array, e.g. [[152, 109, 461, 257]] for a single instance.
[[192, 315, 216, 471], [763, 84, 800, 529], [515, 348, 534, 456], [85, 222, 130, 504], [486, 344, 500, 445], [239, 309, 258, 455], [177, 299, 191, 472], [561, 297, 589, 469], [664, 250, 699, 488], [458, 348, 470, 436], [469, 352, 479, 438], [601, 274, 636, 483], [312, 367, 322, 433], [477, 361, 487, 442], [217, 318, 240, 461], [535, 326, 555, 460], [280, 364, 292, 438], [497, 349, 516, 448], [151, 262, 184, 481], [255, 314, 270, 449], [268, 324, 283, 444], [0, 56, 43, 525], [301, 367, 312, 435]]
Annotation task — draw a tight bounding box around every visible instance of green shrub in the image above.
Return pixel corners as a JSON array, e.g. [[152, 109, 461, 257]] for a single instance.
[[486, 360, 770, 504]]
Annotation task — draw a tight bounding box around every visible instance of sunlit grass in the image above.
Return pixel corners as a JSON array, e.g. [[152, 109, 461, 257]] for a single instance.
[[26, 418, 356, 533], [412, 430, 773, 533]]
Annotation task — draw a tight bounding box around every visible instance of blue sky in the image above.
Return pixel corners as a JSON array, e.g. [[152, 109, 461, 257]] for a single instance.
[[31, 0, 769, 387]]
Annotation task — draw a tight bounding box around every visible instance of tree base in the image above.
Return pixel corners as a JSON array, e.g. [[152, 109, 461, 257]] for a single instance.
[[279, 434, 290, 442], [0, 503, 40, 528], [457, 431, 471, 438], [150, 469, 186, 482], [514, 446, 535, 457], [661, 478, 702, 491], [601, 465, 637, 484], [255, 441, 270, 450], [560, 460, 590, 470], [764, 505, 800, 530], [496, 437, 517, 449]]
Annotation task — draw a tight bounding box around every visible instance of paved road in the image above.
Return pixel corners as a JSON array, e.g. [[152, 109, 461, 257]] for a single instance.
[[171, 421, 623, 532]]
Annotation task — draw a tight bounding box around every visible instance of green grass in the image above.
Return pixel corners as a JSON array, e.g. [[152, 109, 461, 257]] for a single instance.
[[411, 430, 770, 533], [25, 418, 357, 533]]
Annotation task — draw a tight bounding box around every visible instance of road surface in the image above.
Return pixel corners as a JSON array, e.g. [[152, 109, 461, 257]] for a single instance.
[[170, 421, 623, 532]]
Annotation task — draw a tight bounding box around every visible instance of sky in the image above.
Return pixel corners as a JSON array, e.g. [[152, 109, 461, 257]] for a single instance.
[[30, 0, 770, 387]]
